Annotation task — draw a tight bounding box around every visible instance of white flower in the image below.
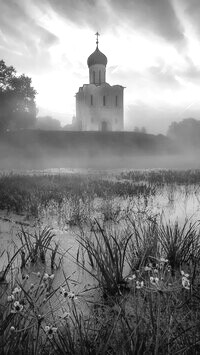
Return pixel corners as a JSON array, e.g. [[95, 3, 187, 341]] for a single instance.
[[10, 326, 15, 332], [49, 274, 55, 280], [136, 281, 144, 289], [150, 277, 159, 287], [37, 272, 41, 277], [44, 325, 57, 338], [7, 295, 15, 302], [182, 276, 190, 290], [11, 301, 23, 313], [127, 274, 136, 281], [144, 266, 151, 272], [60, 287, 77, 299], [43, 273, 49, 281], [12, 287, 21, 295], [181, 270, 189, 278], [68, 291, 77, 300], [60, 287, 68, 298], [160, 258, 168, 263]]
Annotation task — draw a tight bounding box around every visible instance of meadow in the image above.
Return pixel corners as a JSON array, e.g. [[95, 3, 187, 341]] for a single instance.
[[1, 169, 200, 354]]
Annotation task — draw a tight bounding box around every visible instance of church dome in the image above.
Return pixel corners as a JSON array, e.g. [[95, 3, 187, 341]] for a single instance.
[[87, 46, 107, 67]]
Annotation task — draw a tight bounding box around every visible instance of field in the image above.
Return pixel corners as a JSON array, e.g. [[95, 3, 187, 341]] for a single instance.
[[1, 169, 200, 354]]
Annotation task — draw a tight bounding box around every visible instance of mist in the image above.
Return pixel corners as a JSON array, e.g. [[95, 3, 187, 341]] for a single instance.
[[0, 129, 200, 172]]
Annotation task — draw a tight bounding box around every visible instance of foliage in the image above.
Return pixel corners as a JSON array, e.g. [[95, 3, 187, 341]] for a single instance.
[[0, 59, 37, 131], [77, 220, 132, 297], [36, 116, 61, 131], [167, 118, 200, 148], [18, 226, 59, 268], [2, 170, 200, 353]]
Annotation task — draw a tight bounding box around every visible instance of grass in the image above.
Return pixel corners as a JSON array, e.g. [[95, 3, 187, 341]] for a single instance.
[[1, 169, 200, 353]]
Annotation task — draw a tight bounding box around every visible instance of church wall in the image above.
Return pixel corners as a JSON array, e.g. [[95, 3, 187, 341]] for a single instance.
[[76, 84, 124, 131]]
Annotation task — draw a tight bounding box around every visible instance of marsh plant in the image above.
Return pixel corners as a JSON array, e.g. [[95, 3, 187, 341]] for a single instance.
[[18, 226, 62, 272], [77, 220, 132, 297], [2, 170, 200, 353]]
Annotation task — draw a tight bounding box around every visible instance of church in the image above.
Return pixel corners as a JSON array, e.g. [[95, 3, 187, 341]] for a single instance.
[[75, 33, 124, 131]]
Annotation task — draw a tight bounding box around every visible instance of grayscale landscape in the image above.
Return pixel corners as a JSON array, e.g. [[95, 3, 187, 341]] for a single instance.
[[1, 1, 200, 354]]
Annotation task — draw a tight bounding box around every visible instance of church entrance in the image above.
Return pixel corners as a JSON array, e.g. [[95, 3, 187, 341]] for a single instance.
[[101, 121, 108, 132]]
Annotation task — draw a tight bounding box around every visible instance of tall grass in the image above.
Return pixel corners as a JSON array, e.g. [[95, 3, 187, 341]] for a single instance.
[[77, 220, 132, 297]]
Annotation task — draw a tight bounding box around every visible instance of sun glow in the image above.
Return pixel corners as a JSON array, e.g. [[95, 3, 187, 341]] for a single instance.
[[16, 0, 200, 129]]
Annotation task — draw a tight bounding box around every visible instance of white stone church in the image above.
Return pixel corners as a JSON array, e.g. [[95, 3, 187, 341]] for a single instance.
[[74, 33, 124, 131]]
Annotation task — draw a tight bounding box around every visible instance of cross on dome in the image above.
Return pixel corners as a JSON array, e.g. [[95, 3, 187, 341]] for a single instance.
[[95, 32, 100, 47], [87, 32, 107, 67]]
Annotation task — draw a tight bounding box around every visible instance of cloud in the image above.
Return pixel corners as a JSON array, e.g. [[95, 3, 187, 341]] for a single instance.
[[110, 0, 184, 42], [39, 0, 184, 43], [125, 100, 200, 134], [183, 0, 200, 34], [0, 0, 59, 72]]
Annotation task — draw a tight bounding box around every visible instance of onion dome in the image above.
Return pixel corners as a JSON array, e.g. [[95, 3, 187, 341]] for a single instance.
[[87, 46, 107, 67]]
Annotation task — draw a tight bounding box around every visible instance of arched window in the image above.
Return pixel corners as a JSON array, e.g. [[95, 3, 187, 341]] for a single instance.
[[103, 95, 106, 106], [93, 71, 95, 84], [91, 95, 93, 106], [115, 96, 118, 106], [99, 70, 101, 84]]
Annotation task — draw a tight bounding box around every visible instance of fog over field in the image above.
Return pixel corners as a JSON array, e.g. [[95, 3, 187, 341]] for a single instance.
[[2, 2, 200, 354]]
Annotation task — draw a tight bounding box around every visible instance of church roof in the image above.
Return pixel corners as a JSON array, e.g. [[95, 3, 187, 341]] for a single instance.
[[87, 46, 107, 67]]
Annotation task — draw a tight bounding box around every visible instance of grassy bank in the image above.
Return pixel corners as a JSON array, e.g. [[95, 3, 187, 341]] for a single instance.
[[1, 170, 200, 354]]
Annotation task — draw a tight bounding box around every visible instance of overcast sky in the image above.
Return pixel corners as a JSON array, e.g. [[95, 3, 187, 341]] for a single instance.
[[1, 0, 200, 133]]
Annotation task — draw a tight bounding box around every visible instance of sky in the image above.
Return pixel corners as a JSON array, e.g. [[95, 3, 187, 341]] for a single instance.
[[1, 0, 200, 133]]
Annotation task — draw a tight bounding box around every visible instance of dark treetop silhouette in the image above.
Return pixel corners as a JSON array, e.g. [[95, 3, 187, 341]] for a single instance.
[[0, 60, 37, 132]]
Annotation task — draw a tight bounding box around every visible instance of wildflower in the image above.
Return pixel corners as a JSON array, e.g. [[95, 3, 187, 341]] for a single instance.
[[49, 274, 55, 280], [68, 291, 77, 300], [11, 301, 23, 313], [160, 258, 168, 263], [181, 270, 189, 278], [25, 274, 29, 280], [60, 287, 77, 299], [136, 281, 144, 289], [37, 272, 41, 277], [12, 287, 21, 295], [150, 276, 159, 287], [43, 273, 49, 281], [144, 266, 151, 272], [7, 295, 15, 302], [10, 326, 15, 332], [127, 274, 136, 281], [60, 287, 68, 298], [44, 325, 57, 339], [182, 276, 190, 290], [30, 283, 34, 289]]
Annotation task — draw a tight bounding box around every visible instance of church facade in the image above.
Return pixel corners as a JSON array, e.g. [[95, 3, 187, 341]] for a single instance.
[[75, 34, 124, 131]]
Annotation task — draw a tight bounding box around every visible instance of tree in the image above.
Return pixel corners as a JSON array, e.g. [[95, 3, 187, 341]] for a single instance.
[[141, 126, 147, 134], [0, 60, 37, 131], [36, 116, 61, 130], [167, 118, 200, 148]]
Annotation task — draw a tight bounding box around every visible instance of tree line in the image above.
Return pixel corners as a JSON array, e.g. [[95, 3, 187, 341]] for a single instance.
[[0, 60, 37, 131]]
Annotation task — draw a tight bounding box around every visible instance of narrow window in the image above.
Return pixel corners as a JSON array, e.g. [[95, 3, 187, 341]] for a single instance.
[[93, 71, 95, 84], [115, 96, 118, 106], [99, 70, 101, 84], [103, 95, 106, 106], [91, 95, 93, 106]]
